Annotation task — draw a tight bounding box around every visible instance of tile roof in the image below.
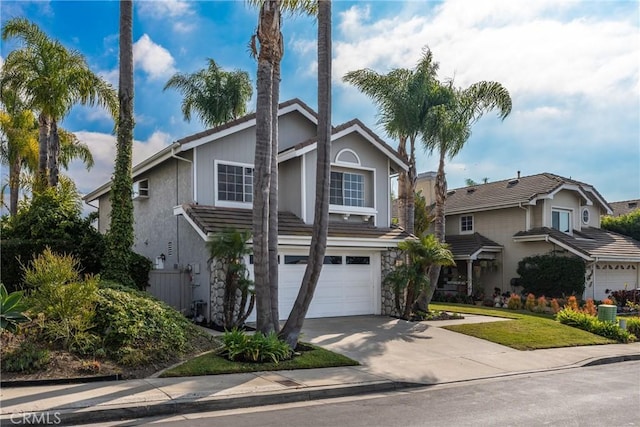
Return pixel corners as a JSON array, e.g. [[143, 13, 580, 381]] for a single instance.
[[609, 200, 640, 217], [445, 233, 502, 258], [181, 204, 412, 242], [445, 172, 611, 214], [513, 227, 640, 261]]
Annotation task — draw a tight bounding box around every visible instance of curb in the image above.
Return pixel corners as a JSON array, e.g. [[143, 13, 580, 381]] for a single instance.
[[0, 374, 121, 389], [0, 381, 423, 426], [582, 353, 640, 367]]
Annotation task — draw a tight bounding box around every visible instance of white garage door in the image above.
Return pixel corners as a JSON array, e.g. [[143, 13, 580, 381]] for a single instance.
[[246, 251, 378, 321], [594, 263, 638, 301]]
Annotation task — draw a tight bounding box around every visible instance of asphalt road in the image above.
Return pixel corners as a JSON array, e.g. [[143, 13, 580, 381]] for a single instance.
[[88, 361, 640, 427]]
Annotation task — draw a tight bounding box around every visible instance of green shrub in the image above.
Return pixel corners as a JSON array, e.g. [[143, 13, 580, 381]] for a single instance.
[[221, 329, 292, 364], [625, 317, 640, 337], [524, 293, 536, 311], [517, 254, 586, 298], [556, 309, 636, 343], [129, 251, 153, 290], [2, 341, 50, 373], [94, 286, 202, 365], [1, 283, 30, 333], [24, 249, 100, 354]]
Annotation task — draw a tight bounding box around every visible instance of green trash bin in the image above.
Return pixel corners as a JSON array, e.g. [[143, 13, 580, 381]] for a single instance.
[[597, 304, 617, 323]]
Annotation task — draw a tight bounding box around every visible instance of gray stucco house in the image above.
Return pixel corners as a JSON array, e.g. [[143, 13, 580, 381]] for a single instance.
[[84, 99, 410, 322], [416, 172, 640, 300]]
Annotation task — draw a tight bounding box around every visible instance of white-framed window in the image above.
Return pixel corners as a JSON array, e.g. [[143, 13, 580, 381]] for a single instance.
[[552, 209, 571, 233], [217, 162, 253, 204], [460, 215, 473, 233], [330, 171, 364, 207], [582, 208, 590, 224]]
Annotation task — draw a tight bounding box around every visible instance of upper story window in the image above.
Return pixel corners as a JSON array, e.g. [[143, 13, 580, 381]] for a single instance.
[[552, 209, 571, 233], [218, 163, 253, 203], [460, 215, 473, 233], [330, 171, 364, 207], [582, 208, 590, 224]]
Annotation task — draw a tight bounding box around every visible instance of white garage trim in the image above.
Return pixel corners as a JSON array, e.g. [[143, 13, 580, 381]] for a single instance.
[[592, 262, 639, 301]]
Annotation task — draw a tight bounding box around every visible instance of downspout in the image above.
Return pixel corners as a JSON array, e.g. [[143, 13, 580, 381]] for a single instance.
[[518, 202, 529, 231]]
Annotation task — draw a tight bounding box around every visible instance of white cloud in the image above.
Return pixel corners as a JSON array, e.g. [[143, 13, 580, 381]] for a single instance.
[[136, 0, 196, 34], [68, 131, 174, 194], [133, 34, 176, 80]]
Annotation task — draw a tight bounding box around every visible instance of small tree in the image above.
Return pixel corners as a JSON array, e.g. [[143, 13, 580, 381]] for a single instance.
[[208, 229, 255, 330], [384, 235, 454, 319], [601, 210, 640, 241]]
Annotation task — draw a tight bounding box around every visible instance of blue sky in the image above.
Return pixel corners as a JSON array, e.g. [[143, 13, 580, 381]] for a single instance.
[[1, 0, 639, 205]]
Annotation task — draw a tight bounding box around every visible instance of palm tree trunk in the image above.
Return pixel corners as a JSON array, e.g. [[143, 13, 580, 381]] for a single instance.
[[47, 119, 60, 187], [416, 144, 447, 311], [9, 156, 21, 216], [396, 135, 408, 230], [405, 135, 417, 236], [104, 0, 135, 285], [280, 0, 331, 348], [253, 0, 280, 334], [36, 112, 50, 191], [268, 59, 281, 332]]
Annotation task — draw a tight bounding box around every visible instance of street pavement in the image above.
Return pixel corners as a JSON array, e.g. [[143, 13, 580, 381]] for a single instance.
[[1, 314, 639, 426]]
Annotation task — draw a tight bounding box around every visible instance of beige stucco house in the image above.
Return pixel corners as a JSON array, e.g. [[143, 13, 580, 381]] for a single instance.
[[416, 172, 640, 300]]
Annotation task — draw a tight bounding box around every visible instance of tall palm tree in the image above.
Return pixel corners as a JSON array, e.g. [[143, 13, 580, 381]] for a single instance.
[[103, 0, 135, 286], [0, 89, 38, 216], [163, 59, 253, 128], [1, 18, 117, 190], [279, 0, 331, 348], [343, 49, 441, 235], [419, 79, 512, 310], [247, 0, 316, 334]]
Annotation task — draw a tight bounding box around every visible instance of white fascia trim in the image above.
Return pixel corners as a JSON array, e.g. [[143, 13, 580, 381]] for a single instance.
[[468, 246, 502, 260], [181, 103, 317, 151], [532, 184, 593, 206], [84, 142, 181, 202], [277, 235, 406, 248], [333, 124, 408, 171], [584, 188, 613, 215], [513, 234, 593, 261], [301, 153, 307, 222], [595, 257, 640, 263], [173, 205, 209, 241], [193, 147, 198, 203]]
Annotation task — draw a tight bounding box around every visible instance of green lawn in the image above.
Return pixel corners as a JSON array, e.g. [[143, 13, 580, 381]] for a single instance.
[[431, 303, 616, 350], [160, 343, 359, 377]]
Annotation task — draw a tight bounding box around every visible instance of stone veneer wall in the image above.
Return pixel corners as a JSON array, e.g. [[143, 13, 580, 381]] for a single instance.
[[209, 258, 252, 327], [381, 248, 405, 317]]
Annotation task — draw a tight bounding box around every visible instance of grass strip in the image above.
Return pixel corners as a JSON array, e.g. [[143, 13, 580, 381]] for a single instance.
[[431, 303, 616, 350], [160, 343, 358, 377]]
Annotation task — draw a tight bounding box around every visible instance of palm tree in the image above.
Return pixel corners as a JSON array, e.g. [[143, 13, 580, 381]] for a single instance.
[[343, 49, 441, 235], [1, 18, 117, 190], [385, 234, 454, 319], [163, 59, 253, 128], [419, 79, 512, 310], [103, 0, 134, 286], [279, 0, 331, 348], [0, 89, 38, 216], [247, 0, 316, 334]]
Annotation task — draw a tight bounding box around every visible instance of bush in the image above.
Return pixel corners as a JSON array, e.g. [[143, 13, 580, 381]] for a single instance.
[[608, 289, 640, 308], [24, 249, 100, 354], [556, 309, 636, 343], [582, 299, 597, 316], [507, 293, 522, 310], [129, 251, 153, 290], [626, 317, 640, 337], [517, 254, 586, 298], [1, 187, 105, 292], [550, 298, 561, 314], [0, 283, 30, 333], [221, 329, 292, 364], [524, 293, 536, 312], [2, 341, 50, 373], [535, 296, 548, 313], [565, 296, 579, 311], [94, 285, 203, 365]]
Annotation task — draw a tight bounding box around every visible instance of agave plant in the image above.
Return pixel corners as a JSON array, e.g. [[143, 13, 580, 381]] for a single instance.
[[0, 283, 30, 333]]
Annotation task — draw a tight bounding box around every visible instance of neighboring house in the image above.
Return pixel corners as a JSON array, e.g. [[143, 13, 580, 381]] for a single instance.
[[415, 172, 640, 300], [84, 99, 410, 323], [608, 199, 640, 217]]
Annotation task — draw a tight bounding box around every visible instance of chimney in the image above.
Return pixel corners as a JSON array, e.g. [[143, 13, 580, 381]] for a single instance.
[[517, 170, 521, 179]]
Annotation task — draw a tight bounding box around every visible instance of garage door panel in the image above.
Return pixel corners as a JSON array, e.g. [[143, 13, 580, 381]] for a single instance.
[[594, 263, 638, 301], [245, 252, 377, 321]]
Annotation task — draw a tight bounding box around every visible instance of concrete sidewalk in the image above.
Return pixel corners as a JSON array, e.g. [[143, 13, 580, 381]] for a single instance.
[[1, 315, 639, 426]]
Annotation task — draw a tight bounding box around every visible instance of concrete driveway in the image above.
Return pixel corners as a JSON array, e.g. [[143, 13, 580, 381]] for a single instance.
[[300, 314, 520, 384]]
